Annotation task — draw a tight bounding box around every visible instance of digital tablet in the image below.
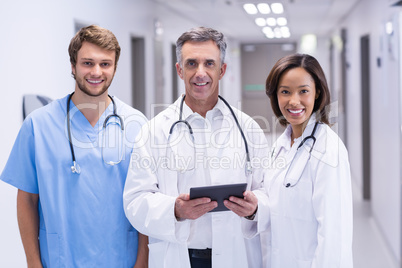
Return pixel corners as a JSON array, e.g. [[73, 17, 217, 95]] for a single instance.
[[189, 183, 247, 212]]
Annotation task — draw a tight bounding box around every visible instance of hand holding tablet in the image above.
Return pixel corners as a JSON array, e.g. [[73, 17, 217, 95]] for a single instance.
[[189, 183, 247, 212]]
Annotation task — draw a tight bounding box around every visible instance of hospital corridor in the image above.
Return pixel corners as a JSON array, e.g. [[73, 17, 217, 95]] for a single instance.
[[352, 182, 399, 268], [0, 0, 402, 267]]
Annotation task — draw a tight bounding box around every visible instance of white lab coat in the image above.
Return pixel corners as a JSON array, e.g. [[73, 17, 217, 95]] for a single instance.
[[256, 115, 353, 268], [124, 96, 269, 268]]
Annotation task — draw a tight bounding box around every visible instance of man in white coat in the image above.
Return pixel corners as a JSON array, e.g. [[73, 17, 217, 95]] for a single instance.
[[124, 27, 269, 268]]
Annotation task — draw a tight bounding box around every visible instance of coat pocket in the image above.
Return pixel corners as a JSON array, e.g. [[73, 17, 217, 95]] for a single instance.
[[39, 230, 60, 268], [283, 179, 314, 221]]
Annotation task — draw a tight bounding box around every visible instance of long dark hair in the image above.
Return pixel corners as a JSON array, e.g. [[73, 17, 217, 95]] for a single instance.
[[265, 53, 331, 126]]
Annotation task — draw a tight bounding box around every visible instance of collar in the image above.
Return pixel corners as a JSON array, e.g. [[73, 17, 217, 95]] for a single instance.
[[178, 95, 232, 121], [162, 95, 235, 142], [271, 113, 319, 158], [213, 97, 232, 117], [299, 113, 318, 140]]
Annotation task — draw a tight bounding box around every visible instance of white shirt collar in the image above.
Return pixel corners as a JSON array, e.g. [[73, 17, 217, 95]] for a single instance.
[[273, 113, 319, 153], [178, 95, 231, 121]]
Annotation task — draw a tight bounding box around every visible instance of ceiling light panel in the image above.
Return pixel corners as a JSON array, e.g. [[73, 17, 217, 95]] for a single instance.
[[257, 3, 271, 14], [266, 32, 275, 39], [262, 26, 273, 34], [271, 3, 284, 14], [242, 2, 290, 39], [274, 28, 282, 38], [277, 17, 287, 26], [266, 17, 277, 26], [243, 3, 258, 14], [255, 18, 267, 27]]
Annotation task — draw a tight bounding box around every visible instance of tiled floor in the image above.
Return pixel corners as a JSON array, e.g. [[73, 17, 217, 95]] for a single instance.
[[352, 181, 398, 268]]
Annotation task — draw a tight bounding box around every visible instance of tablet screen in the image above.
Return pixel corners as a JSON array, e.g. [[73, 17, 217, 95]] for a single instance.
[[189, 183, 247, 212]]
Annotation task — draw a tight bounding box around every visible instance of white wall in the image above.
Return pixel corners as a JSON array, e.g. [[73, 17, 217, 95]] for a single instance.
[[331, 0, 401, 263], [0, 0, 157, 266]]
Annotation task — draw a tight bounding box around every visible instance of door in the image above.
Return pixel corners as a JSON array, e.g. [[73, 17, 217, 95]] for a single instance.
[[360, 34, 371, 200], [131, 37, 146, 115]]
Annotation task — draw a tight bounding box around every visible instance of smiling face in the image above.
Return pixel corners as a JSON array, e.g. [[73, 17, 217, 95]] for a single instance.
[[176, 40, 227, 115], [72, 41, 116, 98], [277, 67, 319, 138]]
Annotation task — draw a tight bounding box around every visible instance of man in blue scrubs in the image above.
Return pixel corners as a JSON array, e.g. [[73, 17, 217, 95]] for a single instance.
[[0, 25, 148, 267]]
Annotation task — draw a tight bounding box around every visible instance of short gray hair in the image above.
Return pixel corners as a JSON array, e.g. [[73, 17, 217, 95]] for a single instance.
[[176, 27, 227, 66]]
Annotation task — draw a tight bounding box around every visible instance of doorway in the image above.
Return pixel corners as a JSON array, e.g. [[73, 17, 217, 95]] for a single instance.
[[360, 34, 371, 200], [171, 44, 179, 102], [153, 39, 164, 116], [131, 37, 146, 115], [240, 43, 296, 141]]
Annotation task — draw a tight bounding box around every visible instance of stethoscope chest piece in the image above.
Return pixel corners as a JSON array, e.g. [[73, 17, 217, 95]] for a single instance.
[[245, 161, 253, 176], [71, 161, 81, 174]]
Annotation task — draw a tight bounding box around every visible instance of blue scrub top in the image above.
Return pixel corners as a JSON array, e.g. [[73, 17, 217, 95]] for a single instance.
[[1, 95, 147, 267]]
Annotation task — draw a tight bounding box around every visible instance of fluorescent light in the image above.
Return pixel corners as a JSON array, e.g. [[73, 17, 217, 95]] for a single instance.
[[271, 3, 284, 14], [266, 18, 277, 26], [245, 3, 290, 39], [243, 3, 258, 14], [332, 35, 343, 50], [277, 17, 287, 26], [262, 27, 273, 35], [266, 32, 275, 39], [255, 18, 267, 27], [301, 34, 317, 53], [281, 27, 290, 38], [282, 31, 291, 38], [386, 21, 393, 35], [273, 27, 282, 38], [156, 28, 164, 35], [257, 3, 271, 14]]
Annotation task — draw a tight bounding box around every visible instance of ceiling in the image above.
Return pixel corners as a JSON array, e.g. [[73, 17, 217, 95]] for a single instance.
[[153, 0, 361, 43]]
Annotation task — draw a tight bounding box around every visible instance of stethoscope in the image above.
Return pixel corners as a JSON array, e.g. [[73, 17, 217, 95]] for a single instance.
[[67, 92, 124, 174], [272, 121, 319, 187], [168, 94, 252, 176]]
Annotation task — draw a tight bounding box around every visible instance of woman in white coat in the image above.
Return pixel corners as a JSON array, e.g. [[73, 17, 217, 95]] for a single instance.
[[262, 53, 353, 267]]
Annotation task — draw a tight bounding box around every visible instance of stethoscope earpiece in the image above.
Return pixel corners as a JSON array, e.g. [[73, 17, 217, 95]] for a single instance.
[[71, 161, 81, 174]]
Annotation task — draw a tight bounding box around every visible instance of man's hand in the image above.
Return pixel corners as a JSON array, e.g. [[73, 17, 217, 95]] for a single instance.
[[223, 190, 258, 218], [174, 194, 218, 220]]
